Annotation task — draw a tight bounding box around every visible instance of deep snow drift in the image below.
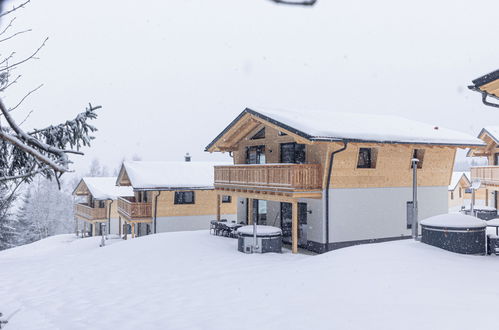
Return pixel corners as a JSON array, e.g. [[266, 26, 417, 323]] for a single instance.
[[1, 231, 499, 330]]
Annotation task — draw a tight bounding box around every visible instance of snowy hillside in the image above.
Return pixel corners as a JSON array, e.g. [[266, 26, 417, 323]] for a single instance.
[[1, 232, 498, 329]]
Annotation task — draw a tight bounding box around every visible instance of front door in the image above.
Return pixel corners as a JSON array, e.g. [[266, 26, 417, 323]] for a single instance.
[[280, 202, 307, 246]]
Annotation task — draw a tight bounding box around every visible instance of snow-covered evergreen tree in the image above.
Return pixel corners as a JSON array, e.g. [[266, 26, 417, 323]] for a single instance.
[[0, 185, 17, 250]]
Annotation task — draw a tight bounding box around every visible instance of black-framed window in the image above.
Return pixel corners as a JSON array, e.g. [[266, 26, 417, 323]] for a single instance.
[[174, 191, 195, 204], [246, 145, 266, 164], [411, 149, 425, 169], [494, 153, 499, 166], [222, 195, 232, 203], [465, 188, 472, 194], [450, 191, 454, 200], [250, 128, 265, 140], [98, 200, 105, 208], [357, 148, 376, 168], [278, 131, 288, 136], [280, 142, 306, 164]]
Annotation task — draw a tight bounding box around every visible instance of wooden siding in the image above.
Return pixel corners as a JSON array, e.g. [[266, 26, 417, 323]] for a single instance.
[[151, 189, 236, 218], [471, 166, 499, 187], [214, 164, 322, 191], [117, 197, 152, 219], [74, 203, 107, 220]]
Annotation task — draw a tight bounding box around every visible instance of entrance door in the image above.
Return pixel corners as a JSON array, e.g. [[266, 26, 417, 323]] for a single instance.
[[247, 199, 268, 225], [280, 202, 307, 245], [246, 145, 266, 164]]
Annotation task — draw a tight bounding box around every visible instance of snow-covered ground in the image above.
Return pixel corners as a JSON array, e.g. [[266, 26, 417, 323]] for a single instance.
[[1, 231, 499, 330]]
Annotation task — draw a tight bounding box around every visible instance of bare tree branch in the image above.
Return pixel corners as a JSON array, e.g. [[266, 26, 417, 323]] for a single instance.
[[8, 83, 43, 112], [0, 28, 32, 43], [0, 0, 30, 18], [0, 17, 16, 36], [0, 37, 48, 73]]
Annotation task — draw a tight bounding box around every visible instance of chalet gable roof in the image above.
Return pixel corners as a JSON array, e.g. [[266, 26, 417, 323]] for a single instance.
[[448, 172, 470, 191], [205, 107, 484, 152], [73, 177, 134, 200], [116, 161, 231, 190]]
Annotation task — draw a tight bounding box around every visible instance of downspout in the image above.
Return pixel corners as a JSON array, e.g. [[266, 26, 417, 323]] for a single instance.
[[153, 191, 162, 234], [324, 141, 348, 253], [108, 199, 113, 235]]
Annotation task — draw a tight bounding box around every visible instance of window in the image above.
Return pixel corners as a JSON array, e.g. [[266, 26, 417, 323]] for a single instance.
[[222, 195, 232, 203], [357, 148, 377, 169], [250, 128, 265, 140], [451, 191, 454, 200], [280, 143, 306, 164], [246, 145, 266, 164], [278, 131, 288, 136], [137, 191, 148, 203], [411, 149, 425, 169], [465, 188, 472, 194], [174, 191, 195, 204], [98, 200, 105, 208], [459, 188, 462, 198]]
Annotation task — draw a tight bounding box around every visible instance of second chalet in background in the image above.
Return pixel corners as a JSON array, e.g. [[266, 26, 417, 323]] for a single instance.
[[206, 108, 484, 254]]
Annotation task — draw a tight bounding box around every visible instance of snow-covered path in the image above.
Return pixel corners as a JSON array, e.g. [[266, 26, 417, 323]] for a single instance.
[[1, 231, 498, 329]]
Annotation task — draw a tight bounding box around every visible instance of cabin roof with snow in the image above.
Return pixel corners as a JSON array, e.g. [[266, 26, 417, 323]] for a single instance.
[[73, 177, 134, 200], [469, 69, 499, 99], [448, 171, 470, 191], [205, 108, 484, 152], [467, 126, 499, 157], [116, 161, 231, 190]]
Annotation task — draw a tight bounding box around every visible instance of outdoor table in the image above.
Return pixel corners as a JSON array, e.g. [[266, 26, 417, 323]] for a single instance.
[[486, 218, 499, 236]]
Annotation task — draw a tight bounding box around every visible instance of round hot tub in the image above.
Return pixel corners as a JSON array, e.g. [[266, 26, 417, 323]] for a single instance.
[[420, 214, 486, 255], [237, 225, 282, 254], [462, 206, 497, 220]]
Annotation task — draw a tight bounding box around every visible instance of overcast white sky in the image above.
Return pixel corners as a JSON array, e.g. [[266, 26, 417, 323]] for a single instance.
[[3, 0, 499, 175]]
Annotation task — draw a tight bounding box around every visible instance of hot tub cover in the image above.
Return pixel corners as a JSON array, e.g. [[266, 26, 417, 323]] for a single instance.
[[420, 214, 486, 229], [237, 225, 282, 236]]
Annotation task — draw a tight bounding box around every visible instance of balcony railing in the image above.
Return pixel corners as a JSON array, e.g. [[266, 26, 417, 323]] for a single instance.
[[74, 203, 107, 220], [471, 166, 499, 186], [117, 197, 152, 219], [214, 163, 322, 191]]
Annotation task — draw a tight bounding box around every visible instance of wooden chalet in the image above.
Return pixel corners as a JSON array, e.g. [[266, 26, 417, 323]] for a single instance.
[[206, 107, 484, 254], [115, 160, 237, 238], [469, 69, 499, 108], [73, 177, 134, 237]]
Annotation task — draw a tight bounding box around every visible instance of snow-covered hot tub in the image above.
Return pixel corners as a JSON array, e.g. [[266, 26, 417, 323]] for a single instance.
[[462, 206, 497, 220], [420, 214, 486, 255], [237, 225, 282, 254]]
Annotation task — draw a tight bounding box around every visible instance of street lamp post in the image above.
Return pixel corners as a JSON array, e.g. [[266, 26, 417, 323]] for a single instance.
[[411, 158, 419, 240]]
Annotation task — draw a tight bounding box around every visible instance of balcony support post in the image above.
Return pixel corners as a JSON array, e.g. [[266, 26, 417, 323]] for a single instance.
[[292, 200, 298, 254], [248, 198, 254, 225], [131, 223, 135, 239], [216, 194, 221, 221], [92, 222, 96, 237]]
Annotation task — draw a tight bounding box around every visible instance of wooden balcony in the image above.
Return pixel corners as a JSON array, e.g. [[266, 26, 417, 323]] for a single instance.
[[214, 164, 323, 194], [117, 197, 152, 220], [471, 166, 499, 187], [74, 203, 107, 220]]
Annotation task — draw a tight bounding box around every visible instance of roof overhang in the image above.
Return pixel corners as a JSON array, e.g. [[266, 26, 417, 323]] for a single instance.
[[469, 69, 499, 108], [467, 128, 499, 157], [72, 179, 90, 196], [116, 164, 132, 187]]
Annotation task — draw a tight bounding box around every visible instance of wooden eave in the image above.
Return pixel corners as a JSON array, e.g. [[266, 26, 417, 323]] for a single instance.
[[479, 78, 499, 98], [116, 164, 132, 187], [72, 179, 90, 196], [467, 130, 498, 157]]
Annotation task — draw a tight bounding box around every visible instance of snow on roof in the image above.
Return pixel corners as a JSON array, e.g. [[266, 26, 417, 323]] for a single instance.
[[448, 171, 471, 191], [248, 108, 485, 146], [122, 161, 231, 190], [237, 225, 282, 236], [82, 177, 134, 200], [420, 213, 486, 229]]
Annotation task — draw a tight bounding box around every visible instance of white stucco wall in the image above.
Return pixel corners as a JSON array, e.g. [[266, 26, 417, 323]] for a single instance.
[[328, 186, 448, 243], [155, 214, 237, 233]]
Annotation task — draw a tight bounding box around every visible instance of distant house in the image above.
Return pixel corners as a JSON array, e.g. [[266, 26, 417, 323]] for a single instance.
[[448, 172, 471, 211], [205, 108, 484, 253], [115, 160, 237, 238], [468, 127, 499, 208], [468, 69, 499, 108], [73, 177, 134, 237]]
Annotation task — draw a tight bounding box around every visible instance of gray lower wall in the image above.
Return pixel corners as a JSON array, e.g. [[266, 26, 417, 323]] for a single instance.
[[328, 186, 448, 243], [110, 217, 120, 235], [155, 214, 237, 233]]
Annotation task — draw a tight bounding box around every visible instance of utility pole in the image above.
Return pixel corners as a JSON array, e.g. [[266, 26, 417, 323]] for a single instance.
[[411, 158, 419, 240]]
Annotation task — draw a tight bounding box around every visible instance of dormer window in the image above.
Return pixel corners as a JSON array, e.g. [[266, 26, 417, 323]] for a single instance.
[[357, 148, 377, 169], [250, 128, 265, 140]]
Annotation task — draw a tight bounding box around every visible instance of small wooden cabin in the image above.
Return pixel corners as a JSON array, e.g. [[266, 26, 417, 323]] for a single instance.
[[206, 107, 484, 253], [73, 177, 134, 237], [469, 69, 499, 108], [448, 172, 471, 211], [115, 161, 237, 238]]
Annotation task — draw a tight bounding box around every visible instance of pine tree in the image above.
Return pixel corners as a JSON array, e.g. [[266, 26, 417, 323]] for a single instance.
[[15, 189, 39, 245], [0, 185, 17, 250]]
